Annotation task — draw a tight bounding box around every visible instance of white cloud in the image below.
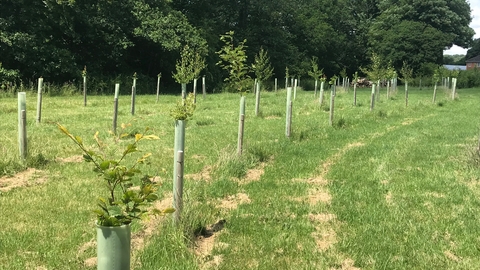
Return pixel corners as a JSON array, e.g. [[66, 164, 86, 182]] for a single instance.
[[444, 0, 479, 55]]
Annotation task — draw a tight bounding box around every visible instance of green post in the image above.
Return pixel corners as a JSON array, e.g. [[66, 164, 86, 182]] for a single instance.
[[36, 78, 43, 124], [173, 120, 186, 207], [18, 92, 27, 160]]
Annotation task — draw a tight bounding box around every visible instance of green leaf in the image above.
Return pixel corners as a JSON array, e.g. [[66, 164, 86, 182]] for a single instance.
[[99, 161, 110, 170], [74, 135, 83, 145]]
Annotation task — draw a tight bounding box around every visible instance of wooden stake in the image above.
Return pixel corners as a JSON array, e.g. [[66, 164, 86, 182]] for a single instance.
[[36, 78, 43, 124], [174, 150, 184, 225]]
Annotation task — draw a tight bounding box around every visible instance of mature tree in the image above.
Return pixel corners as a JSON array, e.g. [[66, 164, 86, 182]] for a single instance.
[[466, 39, 480, 60], [370, 0, 474, 72]]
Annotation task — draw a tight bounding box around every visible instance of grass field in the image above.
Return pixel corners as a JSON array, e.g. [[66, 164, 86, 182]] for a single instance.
[[1, 85, 480, 269]]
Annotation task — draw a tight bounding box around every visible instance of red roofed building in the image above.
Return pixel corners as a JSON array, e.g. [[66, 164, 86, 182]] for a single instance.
[[466, 55, 480, 70]]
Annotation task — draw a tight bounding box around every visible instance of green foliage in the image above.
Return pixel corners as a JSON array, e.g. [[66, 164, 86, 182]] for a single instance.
[[216, 31, 250, 95], [361, 52, 384, 82], [172, 45, 206, 84], [307, 57, 324, 81], [57, 123, 173, 226], [339, 68, 347, 79], [0, 63, 19, 90], [329, 75, 338, 85], [400, 61, 413, 82], [252, 47, 274, 83], [170, 93, 196, 121]]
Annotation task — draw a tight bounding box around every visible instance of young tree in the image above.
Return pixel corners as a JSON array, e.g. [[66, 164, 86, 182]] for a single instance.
[[400, 61, 413, 107], [216, 31, 250, 155], [308, 56, 323, 97]]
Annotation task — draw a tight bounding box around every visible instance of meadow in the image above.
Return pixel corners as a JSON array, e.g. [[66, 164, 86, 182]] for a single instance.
[[1, 85, 480, 269]]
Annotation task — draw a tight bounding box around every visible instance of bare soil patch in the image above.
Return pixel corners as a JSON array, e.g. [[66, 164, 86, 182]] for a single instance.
[[186, 165, 212, 182], [312, 228, 337, 252], [218, 193, 251, 210], [195, 220, 227, 269], [0, 168, 47, 192], [309, 213, 336, 223], [56, 155, 83, 163]]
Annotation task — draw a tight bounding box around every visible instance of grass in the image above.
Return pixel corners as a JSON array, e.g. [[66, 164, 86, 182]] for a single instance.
[[1, 85, 480, 269]]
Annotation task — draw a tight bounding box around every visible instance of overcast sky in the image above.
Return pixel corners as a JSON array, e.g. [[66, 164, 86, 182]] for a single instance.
[[444, 1, 480, 55]]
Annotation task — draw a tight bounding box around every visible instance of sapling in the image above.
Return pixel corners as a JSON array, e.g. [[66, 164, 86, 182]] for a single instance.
[[308, 56, 323, 98], [361, 52, 384, 101], [252, 47, 274, 116], [352, 72, 359, 106], [329, 76, 337, 126], [432, 68, 440, 103], [400, 61, 413, 107], [57, 123, 172, 226], [216, 31, 251, 155], [172, 45, 205, 101]]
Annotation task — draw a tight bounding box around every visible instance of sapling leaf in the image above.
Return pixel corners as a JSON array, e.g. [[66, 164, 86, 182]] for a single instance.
[[73, 135, 83, 145]]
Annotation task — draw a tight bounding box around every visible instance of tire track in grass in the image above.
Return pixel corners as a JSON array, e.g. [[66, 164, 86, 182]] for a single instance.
[[304, 142, 364, 269], [305, 115, 430, 268]]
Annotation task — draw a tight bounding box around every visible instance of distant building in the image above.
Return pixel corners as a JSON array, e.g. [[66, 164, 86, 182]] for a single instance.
[[443, 64, 466, 71], [466, 55, 480, 70]]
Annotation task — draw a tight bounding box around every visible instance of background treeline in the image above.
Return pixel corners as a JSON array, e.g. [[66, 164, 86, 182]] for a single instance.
[[0, 0, 477, 93]]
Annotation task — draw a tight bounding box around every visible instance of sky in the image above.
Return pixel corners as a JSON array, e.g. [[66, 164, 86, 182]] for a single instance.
[[444, 0, 480, 55]]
